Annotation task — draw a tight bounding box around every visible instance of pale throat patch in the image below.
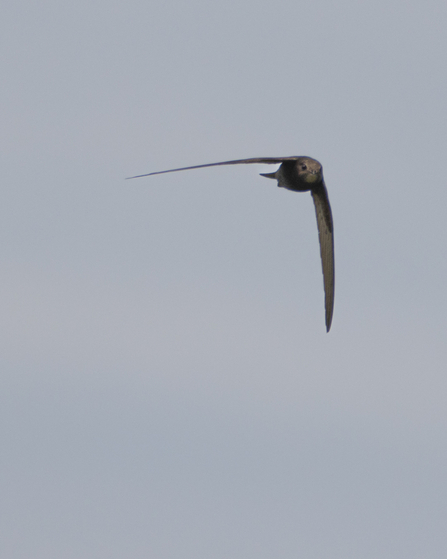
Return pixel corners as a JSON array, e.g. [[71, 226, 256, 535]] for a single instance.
[[304, 173, 320, 183]]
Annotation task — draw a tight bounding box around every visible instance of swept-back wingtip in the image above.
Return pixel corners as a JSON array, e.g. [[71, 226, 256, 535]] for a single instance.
[[126, 173, 153, 180], [326, 305, 334, 332]]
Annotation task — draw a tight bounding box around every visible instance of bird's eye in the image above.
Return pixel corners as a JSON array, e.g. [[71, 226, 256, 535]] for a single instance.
[[301, 164, 307, 170]]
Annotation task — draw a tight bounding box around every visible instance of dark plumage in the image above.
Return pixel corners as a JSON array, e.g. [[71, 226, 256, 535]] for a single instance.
[[128, 156, 335, 331]]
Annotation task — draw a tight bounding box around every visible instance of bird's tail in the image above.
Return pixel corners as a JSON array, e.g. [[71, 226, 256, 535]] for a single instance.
[[259, 172, 277, 179]]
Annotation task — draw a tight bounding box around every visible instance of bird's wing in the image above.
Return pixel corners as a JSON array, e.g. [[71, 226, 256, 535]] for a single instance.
[[127, 156, 301, 179], [311, 183, 335, 332]]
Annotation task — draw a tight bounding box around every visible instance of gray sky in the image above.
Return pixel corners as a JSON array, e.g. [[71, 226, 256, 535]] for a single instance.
[[1, 0, 447, 557]]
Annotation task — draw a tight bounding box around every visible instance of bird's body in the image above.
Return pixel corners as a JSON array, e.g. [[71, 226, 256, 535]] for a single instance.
[[128, 156, 335, 331]]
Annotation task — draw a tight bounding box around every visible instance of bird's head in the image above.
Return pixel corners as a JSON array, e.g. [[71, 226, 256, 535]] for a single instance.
[[296, 157, 323, 184]]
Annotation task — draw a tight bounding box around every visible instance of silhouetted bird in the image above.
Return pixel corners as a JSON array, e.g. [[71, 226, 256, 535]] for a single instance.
[[128, 156, 334, 331]]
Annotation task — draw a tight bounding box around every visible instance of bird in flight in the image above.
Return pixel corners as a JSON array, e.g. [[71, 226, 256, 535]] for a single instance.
[[128, 156, 335, 331]]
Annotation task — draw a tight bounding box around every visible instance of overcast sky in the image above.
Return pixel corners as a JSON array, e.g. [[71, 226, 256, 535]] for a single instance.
[[1, 0, 447, 557]]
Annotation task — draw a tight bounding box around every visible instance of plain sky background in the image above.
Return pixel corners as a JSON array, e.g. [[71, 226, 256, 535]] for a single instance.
[[1, 0, 447, 557]]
